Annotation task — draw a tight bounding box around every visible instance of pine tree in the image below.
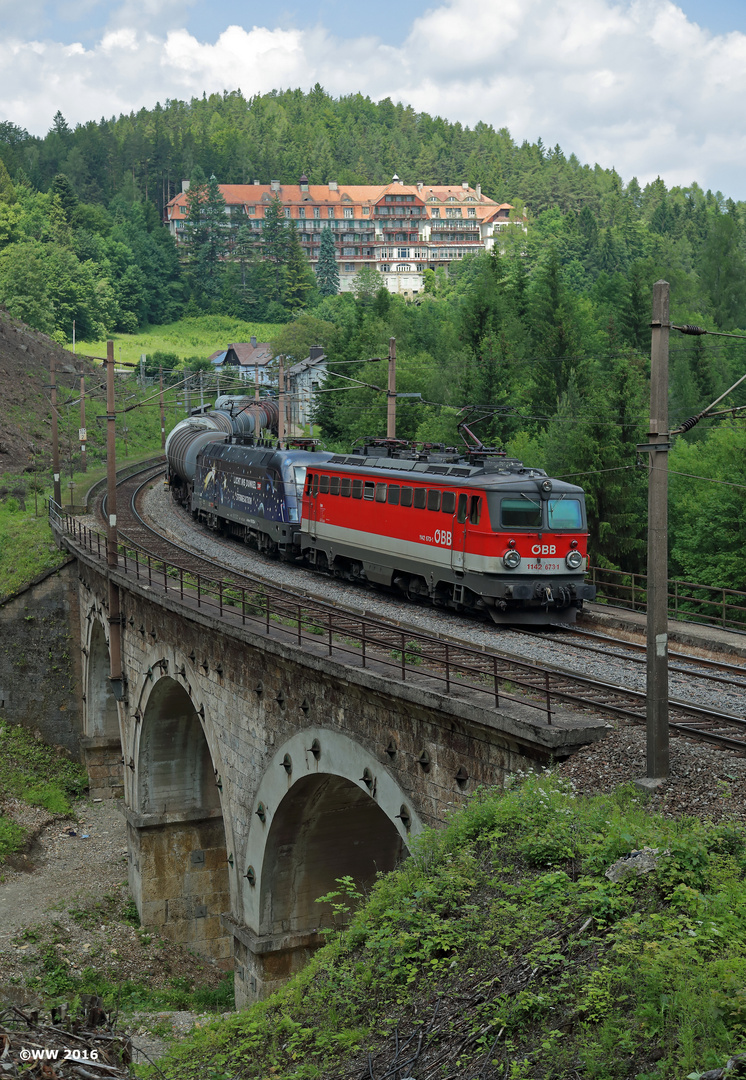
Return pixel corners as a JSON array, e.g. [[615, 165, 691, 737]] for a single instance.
[[261, 195, 289, 304], [283, 221, 316, 310], [184, 172, 228, 308], [316, 227, 339, 296]]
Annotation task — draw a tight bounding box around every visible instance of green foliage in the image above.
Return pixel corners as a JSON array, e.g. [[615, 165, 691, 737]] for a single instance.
[[316, 226, 339, 297], [0, 815, 27, 862], [0, 720, 88, 837], [151, 773, 746, 1080]]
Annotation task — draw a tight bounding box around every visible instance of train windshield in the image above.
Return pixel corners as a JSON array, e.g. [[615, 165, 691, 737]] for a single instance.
[[500, 497, 542, 528], [292, 466, 307, 495], [548, 498, 583, 529]]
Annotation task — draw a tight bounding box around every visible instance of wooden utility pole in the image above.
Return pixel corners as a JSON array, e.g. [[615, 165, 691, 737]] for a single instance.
[[50, 356, 62, 507], [644, 280, 670, 780], [387, 337, 396, 439]]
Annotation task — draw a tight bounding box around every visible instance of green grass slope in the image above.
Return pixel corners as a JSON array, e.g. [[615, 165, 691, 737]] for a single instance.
[[148, 774, 746, 1080]]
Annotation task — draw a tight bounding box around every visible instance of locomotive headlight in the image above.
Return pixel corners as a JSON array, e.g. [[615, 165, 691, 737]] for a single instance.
[[565, 550, 583, 570], [503, 549, 522, 570]]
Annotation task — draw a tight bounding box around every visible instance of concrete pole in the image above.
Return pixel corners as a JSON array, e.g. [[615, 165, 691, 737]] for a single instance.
[[50, 356, 62, 507], [159, 367, 166, 450], [79, 366, 87, 473], [645, 280, 670, 780], [104, 339, 123, 686], [278, 355, 285, 448], [106, 340, 118, 570], [387, 337, 396, 439]]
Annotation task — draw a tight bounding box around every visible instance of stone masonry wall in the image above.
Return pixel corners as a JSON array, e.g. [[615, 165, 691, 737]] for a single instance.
[[0, 562, 83, 757]]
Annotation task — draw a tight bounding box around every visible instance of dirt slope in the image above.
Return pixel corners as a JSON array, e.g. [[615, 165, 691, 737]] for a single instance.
[[0, 308, 89, 475]]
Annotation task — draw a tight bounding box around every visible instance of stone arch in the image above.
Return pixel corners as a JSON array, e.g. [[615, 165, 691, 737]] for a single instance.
[[85, 619, 119, 739], [81, 614, 123, 799], [127, 674, 231, 966], [136, 676, 221, 815], [246, 728, 422, 935], [237, 728, 421, 997]]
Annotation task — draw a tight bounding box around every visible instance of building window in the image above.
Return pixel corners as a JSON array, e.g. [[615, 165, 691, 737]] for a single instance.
[[345, 263, 354, 272], [328, 208, 335, 218], [447, 196, 457, 202], [299, 207, 306, 218], [314, 208, 320, 218], [284, 209, 291, 218], [344, 207, 353, 218], [446, 208, 461, 218], [362, 206, 370, 214], [397, 248, 410, 259], [468, 208, 476, 217], [380, 264, 389, 272], [431, 208, 440, 218], [343, 247, 354, 256], [247, 205, 256, 215]]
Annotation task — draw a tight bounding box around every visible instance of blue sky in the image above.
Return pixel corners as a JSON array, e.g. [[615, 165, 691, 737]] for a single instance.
[[3, 0, 746, 199]]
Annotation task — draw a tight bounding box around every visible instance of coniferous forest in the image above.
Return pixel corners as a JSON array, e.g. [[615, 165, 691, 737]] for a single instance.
[[0, 86, 745, 591]]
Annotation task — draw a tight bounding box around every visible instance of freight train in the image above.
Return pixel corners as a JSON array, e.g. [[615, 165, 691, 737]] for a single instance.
[[165, 399, 595, 625]]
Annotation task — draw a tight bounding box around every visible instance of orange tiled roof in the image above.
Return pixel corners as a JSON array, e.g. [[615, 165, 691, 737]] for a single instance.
[[165, 182, 507, 223]]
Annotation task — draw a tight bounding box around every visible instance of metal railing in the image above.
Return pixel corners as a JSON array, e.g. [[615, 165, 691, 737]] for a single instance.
[[50, 501, 564, 724], [589, 565, 746, 632]]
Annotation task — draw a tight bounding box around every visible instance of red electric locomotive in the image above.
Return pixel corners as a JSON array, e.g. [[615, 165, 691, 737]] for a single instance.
[[300, 441, 595, 624]]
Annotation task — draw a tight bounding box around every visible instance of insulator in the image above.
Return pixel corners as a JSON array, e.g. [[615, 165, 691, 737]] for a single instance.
[[678, 324, 707, 336], [679, 413, 703, 432]]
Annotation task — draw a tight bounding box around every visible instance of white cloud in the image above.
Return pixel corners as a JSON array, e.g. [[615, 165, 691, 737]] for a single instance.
[[2, 0, 746, 196]]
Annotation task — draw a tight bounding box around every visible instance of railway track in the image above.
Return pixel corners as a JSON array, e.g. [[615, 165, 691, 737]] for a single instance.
[[85, 462, 746, 754]]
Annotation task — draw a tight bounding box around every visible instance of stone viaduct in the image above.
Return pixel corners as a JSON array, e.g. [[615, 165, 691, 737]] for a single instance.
[[57, 523, 604, 1007]]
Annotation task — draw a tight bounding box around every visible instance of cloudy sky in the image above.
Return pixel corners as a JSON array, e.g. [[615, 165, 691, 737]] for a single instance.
[[3, 0, 746, 199]]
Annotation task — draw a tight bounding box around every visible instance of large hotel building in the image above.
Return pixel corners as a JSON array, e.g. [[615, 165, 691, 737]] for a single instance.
[[165, 176, 522, 296]]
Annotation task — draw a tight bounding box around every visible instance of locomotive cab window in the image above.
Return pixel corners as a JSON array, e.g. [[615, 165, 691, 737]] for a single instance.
[[401, 487, 413, 507], [469, 495, 482, 525], [442, 491, 456, 515], [319, 475, 330, 494], [388, 484, 400, 505], [352, 479, 363, 499], [500, 497, 542, 528], [414, 488, 427, 509], [312, 474, 319, 496], [548, 498, 583, 529], [305, 473, 314, 496], [341, 478, 351, 497], [427, 489, 441, 511], [456, 493, 468, 523]]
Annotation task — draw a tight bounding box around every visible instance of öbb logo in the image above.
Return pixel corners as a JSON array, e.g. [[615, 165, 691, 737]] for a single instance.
[[531, 544, 557, 555], [434, 530, 452, 546]]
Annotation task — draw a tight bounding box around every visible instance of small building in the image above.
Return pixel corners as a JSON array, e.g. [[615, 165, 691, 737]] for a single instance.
[[286, 346, 327, 433], [209, 337, 274, 386]]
